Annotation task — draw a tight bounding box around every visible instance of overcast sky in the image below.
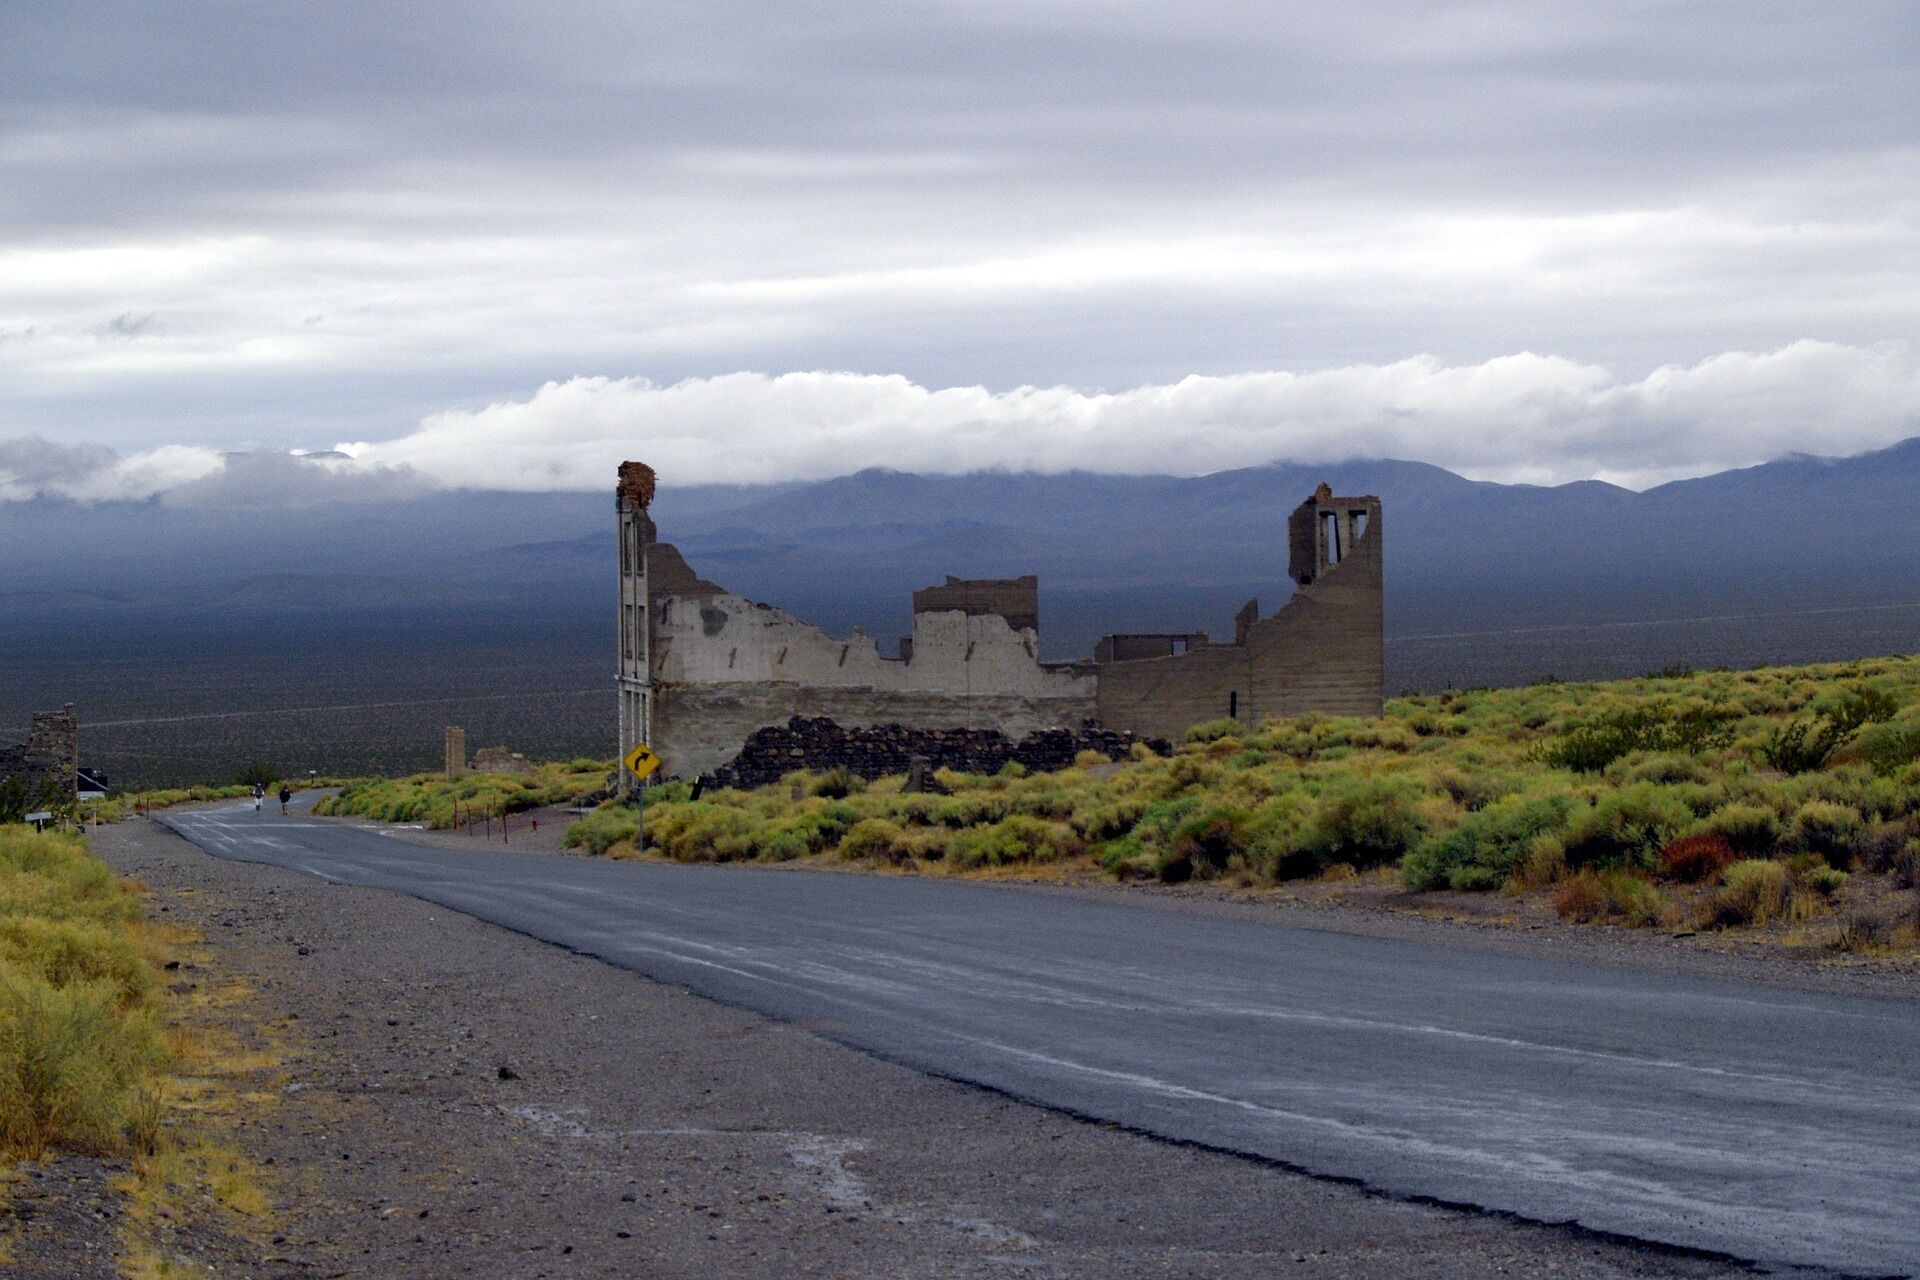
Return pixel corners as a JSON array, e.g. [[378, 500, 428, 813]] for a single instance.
[[3, 1, 1918, 496]]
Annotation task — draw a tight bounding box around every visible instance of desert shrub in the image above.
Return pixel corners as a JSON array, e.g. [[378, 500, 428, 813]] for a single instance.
[[1403, 792, 1574, 892], [1512, 836, 1569, 889], [0, 774, 73, 826], [1854, 820, 1918, 873], [1537, 704, 1740, 773], [0, 917, 153, 1010], [641, 801, 761, 862], [1561, 785, 1694, 870], [1070, 793, 1150, 842], [1856, 717, 1920, 775], [1696, 803, 1781, 853], [1828, 908, 1905, 952], [1185, 718, 1241, 744], [1658, 834, 1737, 884], [928, 793, 1012, 828], [1292, 775, 1436, 874], [804, 768, 862, 799], [562, 804, 641, 856], [1552, 871, 1667, 927], [838, 818, 908, 864], [1701, 859, 1801, 928], [1158, 808, 1252, 883], [948, 817, 1081, 869], [1789, 800, 1863, 862], [1761, 686, 1898, 774], [232, 761, 283, 788], [1073, 749, 1114, 768], [1797, 863, 1850, 898], [1122, 796, 1202, 859], [1240, 794, 1317, 880], [0, 976, 166, 1158], [1614, 754, 1714, 786]]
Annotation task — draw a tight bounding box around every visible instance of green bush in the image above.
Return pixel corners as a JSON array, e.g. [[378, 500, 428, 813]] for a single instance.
[[1856, 717, 1920, 775], [1158, 808, 1251, 883], [1702, 859, 1799, 927], [1536, 704, 1740, 773], [1696, 803, 1781, 853], [1562, 785, 1694, 870], [1403, 792, 1574, 891], [1293, 775, 1435, 873], [1789, 800, 1863, 862], [838, 818, 908, 863], [1760, 686, 1898, 774], [562, 804, 641, 857], [949, 817, 1081, 869]]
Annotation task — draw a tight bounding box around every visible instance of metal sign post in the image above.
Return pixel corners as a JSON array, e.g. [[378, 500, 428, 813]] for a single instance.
[[621, 743, 662, 852]]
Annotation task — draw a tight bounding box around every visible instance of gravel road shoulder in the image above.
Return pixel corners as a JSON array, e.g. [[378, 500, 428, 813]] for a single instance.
[[82, 815, 1766, 1279]]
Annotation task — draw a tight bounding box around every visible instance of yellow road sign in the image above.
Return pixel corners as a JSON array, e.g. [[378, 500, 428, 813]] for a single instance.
[[623, 742, 662, 780]]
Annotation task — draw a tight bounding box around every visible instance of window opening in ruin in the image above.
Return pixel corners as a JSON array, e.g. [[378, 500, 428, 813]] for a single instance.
[[1229, 691, 1239, 718], [1351, 509, 1369, 540], [1322, 511, 1342, 564], [1172, 638, 1189, 655]]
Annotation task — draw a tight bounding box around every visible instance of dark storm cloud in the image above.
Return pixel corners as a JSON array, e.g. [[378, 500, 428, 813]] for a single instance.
[[1, 1, 1917, 483]]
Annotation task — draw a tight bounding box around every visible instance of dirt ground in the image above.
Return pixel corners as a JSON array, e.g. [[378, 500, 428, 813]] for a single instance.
[[11, 816, 1818, 1277]]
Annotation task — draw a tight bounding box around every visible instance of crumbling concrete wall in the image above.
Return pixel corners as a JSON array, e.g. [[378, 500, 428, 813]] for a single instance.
[[618, 461, 1383, 782], [910, 575, 1039, 634], [1093, 486, 1383, 739], [648, 580, 1097, 779]]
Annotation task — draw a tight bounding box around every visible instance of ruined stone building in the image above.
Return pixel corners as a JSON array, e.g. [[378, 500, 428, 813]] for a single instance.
[[615, 462, 1382, 785], [0, 705, 82, 800]]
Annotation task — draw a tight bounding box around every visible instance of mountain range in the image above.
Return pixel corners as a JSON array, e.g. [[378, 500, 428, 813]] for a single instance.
[[3, 437, 1917, 668]]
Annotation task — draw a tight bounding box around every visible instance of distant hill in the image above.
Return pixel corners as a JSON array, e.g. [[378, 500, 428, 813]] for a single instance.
[[2, 439, 1917, 665]]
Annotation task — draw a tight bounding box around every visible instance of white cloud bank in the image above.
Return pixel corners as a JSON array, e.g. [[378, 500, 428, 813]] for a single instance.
[[341, 340, 1920, 491], [5, 341, 1918, 503]]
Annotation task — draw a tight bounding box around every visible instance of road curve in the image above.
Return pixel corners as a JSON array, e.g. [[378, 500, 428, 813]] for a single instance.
[[160, 801, 1920, 1277]]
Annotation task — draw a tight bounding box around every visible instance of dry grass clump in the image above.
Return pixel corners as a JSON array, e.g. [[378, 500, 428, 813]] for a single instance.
[[0, 826, 168, 1159], [1552, 871, 1668, 927]]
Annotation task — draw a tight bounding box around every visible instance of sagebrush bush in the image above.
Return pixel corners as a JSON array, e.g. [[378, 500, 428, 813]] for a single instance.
[[1790, 800, 1863, 861], [949, 817, 1081, 869], [1562, 785, 1695, 870], [1294, 775, 1436, 874], [1702, 859, 1803, 928], [1658, 834, 1738, 884], [1159, 808, 1251, 883], [1696, 802, 1781, 853], [1552, 871, 1667, 927], [1402, 791, 1573, 891], [561, 804, 640, 856]]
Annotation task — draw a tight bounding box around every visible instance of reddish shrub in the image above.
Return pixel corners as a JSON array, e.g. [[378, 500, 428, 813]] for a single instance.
[[1659, 833, 1738, 883]]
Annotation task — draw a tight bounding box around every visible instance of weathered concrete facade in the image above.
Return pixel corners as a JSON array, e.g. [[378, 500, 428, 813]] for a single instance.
[[1093, 484, 1384, 739], [616, 466, 1382, 782]]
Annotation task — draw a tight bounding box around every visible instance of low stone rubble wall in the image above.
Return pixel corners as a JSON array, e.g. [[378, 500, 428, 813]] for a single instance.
[[707, 716, 1166, 790]]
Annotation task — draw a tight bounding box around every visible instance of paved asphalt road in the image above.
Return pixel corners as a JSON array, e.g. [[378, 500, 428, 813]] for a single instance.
[[161, 800, 1920, 1277]]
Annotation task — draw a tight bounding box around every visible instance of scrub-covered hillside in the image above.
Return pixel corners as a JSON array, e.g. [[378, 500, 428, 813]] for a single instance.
[[569, 655, 1920, 946]]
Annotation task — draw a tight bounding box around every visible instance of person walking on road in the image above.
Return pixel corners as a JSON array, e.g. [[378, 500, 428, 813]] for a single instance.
[[252, 782, 264, 814], [278, 784, 291, 815]]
